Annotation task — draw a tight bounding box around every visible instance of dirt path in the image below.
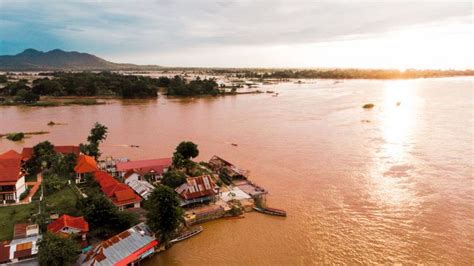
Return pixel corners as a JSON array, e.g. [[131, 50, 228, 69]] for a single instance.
[[21, 173, 42, 203]]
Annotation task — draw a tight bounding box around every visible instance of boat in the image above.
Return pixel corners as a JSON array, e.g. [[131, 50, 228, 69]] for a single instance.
[[231, 143, 238, 147], [253, 206, 287, 217], [225, 215, 245, 220], [170, 226, 203, 243]]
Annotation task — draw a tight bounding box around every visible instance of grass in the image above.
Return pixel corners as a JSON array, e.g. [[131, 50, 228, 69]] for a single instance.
[[42, 185, 80, 216], [0, 203, 38, 240]]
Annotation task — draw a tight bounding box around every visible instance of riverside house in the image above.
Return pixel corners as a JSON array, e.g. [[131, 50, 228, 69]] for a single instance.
[[175, 175, 217, 207], [77, 223, 158, 265], [0, 223, 41, 264], [115, 158, 172, 182], [47, 214, 89, 247], [94, 171, 142, 210], [0, 150, 27, 204], [74, 155, 99, 183]]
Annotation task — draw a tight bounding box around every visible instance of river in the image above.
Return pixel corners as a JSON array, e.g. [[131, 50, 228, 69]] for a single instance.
[[0, 77, 473, 264]]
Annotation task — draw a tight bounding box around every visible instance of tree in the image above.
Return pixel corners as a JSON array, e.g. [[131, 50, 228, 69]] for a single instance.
[[80, 122, 108, 159], [175, 141, 199, 160], [145, 185, 184, 243], [38, 232, 80, 266], [24, 141, 56, 175], [76, 193, 137, 236], [14, 89, 39, 103], [172, 151, 186, 169], [161, 170, 187, 189]]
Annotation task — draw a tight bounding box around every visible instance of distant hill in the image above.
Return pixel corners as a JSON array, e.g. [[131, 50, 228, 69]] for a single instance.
[[0, 48, 161, 71]]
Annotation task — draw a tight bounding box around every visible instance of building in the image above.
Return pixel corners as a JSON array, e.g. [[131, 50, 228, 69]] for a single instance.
[[21, 145, 80, 161], [0, 150, 27, 204], [74, 155, 99, 183], [125, 178, 155, 200], [0, 223, 41, 264], [175, 175, 217, 207], [208, 155, 249, 181], [77, 223, 158, 266], [47, 214, 89, 243], [115, 158, 172, 182], [94, 171, 142, 210]]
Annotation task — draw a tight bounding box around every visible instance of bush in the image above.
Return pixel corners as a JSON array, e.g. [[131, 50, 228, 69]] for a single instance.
[[19, 187, 31, 200], [6, 132, 25, 141], [161, 170, 187, 189]]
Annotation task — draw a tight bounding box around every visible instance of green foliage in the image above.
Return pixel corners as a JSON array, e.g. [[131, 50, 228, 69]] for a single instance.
[[237, 69, 474, 80], [87, 122, 108, 144], [145, 185, 184, 243], [167, 75, 220, 96], [19, 187, 31, 200], [6, 132, 25, 141], [0, 75, 7, 83], [14, 89, 40, 103], [47, 72, 159, 98], [32, 78, 65, 96], [80, 122, 108, 159], [43, 172, 68, 195], [172, 151, 186, 169], [175, 141, 199, 160], [76, 193, 136, 236], [24, 141, 56, 174], [161, 170, 187, 189], [1, 79, 28, 96], [38, 232, 80, 266]]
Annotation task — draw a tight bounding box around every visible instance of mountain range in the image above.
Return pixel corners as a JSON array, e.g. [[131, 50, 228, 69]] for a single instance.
[[0, 49, 161, 71]]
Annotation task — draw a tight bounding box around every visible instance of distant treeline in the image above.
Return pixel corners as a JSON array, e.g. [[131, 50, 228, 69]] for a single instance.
[[0, 72, 222, 103], [233, 69, 474, 79], [36, 72, 160, 98], [166, 76, 220, 96]]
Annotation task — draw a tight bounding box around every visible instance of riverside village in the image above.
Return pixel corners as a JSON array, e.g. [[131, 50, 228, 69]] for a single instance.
[[0, 123, 285, 265]]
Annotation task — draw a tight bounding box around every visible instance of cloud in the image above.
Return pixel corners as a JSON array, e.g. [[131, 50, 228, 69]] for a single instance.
[[0, 0, 472, 67]]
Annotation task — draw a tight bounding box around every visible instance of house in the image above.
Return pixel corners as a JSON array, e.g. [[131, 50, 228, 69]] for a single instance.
[[125, 178, 155, 200], [115, 158, 172, 182], [0, 150, 27, 204], [21, 145, 80, 162], [74, 155, 99, 183], [77, 223, 158, 266], [94, 171, 142, 210], [47, 214, 89, 244], [175, 175, 217, 207], [0, 223, 41, 264], [209, 155, 249, 182]]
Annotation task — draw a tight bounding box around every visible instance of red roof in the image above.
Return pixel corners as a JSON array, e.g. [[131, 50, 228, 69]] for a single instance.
[[175, 175, 216, 200], [0, 241, 10, 263], [21, 145, 80, 161], [0, 150, 23, 184], [48, 214, 89, 234], [116, 158, 172, 175], [93, 171, 142, 207], [75, 155, 99, 174]]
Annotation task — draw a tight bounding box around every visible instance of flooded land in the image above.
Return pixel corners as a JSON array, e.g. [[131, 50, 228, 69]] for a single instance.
[[1, 77, 473, 264]]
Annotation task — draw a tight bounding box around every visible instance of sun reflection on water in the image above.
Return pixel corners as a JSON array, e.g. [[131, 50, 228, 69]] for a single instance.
[[369, 80, 420, 207]]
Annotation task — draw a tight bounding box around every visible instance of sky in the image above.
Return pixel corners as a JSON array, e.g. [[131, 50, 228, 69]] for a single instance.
[[0, 0, 473, 69]]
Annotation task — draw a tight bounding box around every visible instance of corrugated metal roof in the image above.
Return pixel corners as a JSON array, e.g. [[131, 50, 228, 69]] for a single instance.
[[78, 223, 156, 266]]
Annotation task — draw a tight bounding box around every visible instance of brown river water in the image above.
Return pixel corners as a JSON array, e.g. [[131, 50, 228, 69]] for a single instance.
[[1, 78, 473, 264]]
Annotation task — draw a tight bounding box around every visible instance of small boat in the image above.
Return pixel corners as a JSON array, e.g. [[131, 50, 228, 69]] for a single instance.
[[130, 145, 140, 148], [253, 207, 287, 217], [231, 143, 238, 147], [170, 226, 203, 243], [272, 93, 279, 97]]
